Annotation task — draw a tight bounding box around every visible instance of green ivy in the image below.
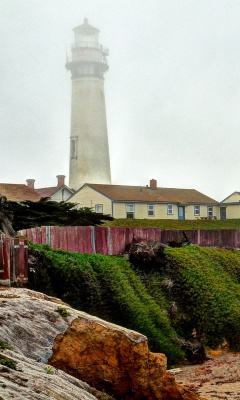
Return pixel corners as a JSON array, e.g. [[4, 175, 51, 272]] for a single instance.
[[164, 246, 240, 350], [28, 243, 183, 367]]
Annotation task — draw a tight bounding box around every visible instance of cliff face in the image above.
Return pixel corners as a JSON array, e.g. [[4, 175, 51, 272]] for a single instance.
[[0, 287, 205, 400]]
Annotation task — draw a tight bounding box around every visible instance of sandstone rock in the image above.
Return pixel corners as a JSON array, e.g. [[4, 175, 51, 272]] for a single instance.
[[49, 318, 205, 400], [0, 287, 206, 400]]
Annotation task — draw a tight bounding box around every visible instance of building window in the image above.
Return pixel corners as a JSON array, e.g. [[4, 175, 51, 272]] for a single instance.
[[95, 204, 103, 213], [194, 205, 200, 216], [70, 137, 77, 159], [148, 204, 154, 217], [167, 204, 173, 215], [208, 206, 213, 217], [126, 204, 134, 219]]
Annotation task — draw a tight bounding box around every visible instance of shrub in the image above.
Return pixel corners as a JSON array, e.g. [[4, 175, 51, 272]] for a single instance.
[[44, 366, 55, 374], [0, 340, 13, 350], [55, 306, 69, 317], [0, 358, 17, 370]]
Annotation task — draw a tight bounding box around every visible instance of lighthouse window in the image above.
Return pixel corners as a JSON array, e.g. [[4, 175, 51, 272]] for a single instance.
[[70, 138, 77, 159]]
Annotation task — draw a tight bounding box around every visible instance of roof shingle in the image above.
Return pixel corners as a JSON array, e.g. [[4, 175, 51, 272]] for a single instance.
[[86, 184, 218, 204], [0, 184, 41, 202]]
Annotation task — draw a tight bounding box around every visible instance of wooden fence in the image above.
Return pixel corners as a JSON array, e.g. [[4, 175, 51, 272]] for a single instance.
[[18, 226, 240, 255], [0, 235, 28, 286]]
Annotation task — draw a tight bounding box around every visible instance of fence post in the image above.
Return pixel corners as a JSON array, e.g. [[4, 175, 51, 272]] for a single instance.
[[3, 237, 11, 284], [91, 226, 96, 254], [46, 226, 51, 246], [108, 227, 112, 255]]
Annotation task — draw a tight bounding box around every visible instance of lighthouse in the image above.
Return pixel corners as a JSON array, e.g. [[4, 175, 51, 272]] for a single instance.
[[66, 18, 111, 190]]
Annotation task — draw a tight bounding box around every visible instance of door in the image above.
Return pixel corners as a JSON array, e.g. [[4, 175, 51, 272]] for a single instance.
[[178, 206, 185, 220], [220, 207, 226, 220]]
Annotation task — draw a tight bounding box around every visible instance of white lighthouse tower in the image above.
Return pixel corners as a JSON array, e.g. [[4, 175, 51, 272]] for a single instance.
[[66, 18, 111, 190]]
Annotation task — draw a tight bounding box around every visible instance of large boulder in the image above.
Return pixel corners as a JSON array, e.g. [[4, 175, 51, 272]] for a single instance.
[[0, 287, 206, 400], [49, 317, 204, 400]]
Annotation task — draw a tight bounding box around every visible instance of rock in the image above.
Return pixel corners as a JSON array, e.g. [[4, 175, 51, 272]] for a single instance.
[[0, 287, 206, 400], [0, 348, 110, 400], [167, 368, 183, 376], [49, 318, 205, 400]]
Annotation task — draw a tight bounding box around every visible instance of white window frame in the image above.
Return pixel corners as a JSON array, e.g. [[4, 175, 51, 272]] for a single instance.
[[167, 204, 173, 215], [126, 204, 134, 219], [194, 205, 200, 216], [148, 204, 155, 217], [208, 206, 213, 217], [95, 204, 103, 213]]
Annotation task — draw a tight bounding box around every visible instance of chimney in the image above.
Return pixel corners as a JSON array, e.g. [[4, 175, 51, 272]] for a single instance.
[[150, 179, 157, 190], [56, 175, 66, 187], [26, 179, 35, 189]]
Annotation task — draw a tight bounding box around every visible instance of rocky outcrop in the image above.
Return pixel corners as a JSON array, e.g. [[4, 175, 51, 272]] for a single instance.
[[49, 317, 204, 400], [0, 287, 206, 400], [0, 348, 104, 400]]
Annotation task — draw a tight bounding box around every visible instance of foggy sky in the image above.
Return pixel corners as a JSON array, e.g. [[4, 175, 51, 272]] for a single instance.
[[0, 0, 240, 201]]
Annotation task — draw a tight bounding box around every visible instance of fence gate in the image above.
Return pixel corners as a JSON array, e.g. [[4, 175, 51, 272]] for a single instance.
[[0, 235, 28, 286]]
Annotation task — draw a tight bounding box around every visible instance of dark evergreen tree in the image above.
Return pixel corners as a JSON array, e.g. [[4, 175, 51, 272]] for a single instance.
[[0, 196, 113, 235]]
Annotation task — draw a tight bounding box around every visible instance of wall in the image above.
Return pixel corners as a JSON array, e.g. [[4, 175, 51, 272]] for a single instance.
[[225, 204, 240, 219], [0, 235, 28, 286], [186, 204, 220, 219], [223, 193, 240, 203], [51, 188, 73, 202], [113, 203, 219, 220], [19, 226, 240, 256], [69, 185, 112, 215]]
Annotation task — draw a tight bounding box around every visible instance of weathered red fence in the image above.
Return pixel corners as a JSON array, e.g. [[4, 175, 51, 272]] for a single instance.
[[0, 235, 28, 286], [18, 226, 240, 255]]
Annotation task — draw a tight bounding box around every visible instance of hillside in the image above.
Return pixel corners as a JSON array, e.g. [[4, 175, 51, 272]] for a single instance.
[[28, 243, 240, 367]]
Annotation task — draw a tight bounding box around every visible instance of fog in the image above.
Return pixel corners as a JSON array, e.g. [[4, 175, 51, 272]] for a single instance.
[[0, 0, 240, 201]]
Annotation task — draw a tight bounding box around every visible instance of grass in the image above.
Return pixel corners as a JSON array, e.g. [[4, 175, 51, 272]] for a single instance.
[[0, 340, 13, 350], [102, 218, 240, 230], [0, 358, 17, 370]]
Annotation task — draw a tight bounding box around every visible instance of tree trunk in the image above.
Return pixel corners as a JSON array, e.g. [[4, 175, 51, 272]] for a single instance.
[[0, 211, 15, 237]]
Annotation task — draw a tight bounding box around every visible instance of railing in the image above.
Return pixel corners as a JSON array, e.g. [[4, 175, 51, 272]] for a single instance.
[[0, 235, 28, 286], [71, 43, 109, 55]]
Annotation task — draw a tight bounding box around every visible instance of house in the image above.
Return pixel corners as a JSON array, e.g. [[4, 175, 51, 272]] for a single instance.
[[220, 192, 240, 220], [67, 179, 219, 220], [0, 183, 41, 202], [32, 175, 74, 202]]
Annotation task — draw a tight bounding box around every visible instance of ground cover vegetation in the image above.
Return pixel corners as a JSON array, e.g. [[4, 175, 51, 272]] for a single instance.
[[103, 218, 240, 230], [28, 243, 240, 367], [28, 243, 183, 367]]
